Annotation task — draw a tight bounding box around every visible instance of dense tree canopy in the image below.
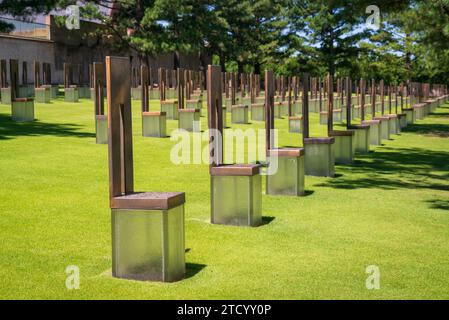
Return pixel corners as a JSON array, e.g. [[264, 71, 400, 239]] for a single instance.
[[0, 0, 448, 84]]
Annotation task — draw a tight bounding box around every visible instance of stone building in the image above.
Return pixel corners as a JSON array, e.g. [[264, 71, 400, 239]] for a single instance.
[[0, 14, 209, 85]]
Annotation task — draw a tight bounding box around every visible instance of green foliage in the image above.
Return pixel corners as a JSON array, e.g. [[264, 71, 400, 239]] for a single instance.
[[0, 0, 448, 83]]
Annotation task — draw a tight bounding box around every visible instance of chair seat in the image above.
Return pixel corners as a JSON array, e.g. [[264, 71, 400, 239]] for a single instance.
[[210, 164, 262, 177], [143, 111, 166, 117], [329, 130, 354, 137], [267, 148, 305, 157], [111, 192, 185, 210], [178, 108, 199, 113], [304, 137, 335, 145]]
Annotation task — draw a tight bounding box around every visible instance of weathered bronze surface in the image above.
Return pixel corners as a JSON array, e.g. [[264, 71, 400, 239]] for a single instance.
[[177, 68, 185, 109], [141, 65, 149, 113], [265, 70, 275, 153], [0, 60, 7, 88], [106, 56, 134, 203], [93, 62, 104, 116], [10, 60, 19, 100], [207, 65, 223, 167], [34, 61, 41, 88], [302, 73, 310, 139], [327, 75, 334, 134]]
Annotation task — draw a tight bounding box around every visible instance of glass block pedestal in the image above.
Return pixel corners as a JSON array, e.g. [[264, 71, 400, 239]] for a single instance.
[[142, 112, 167, 138], [386, 114, 400, 134], [373, 116, 391, 141], [186, 99, 202, 116], [266, 148, 305, 196], [65, 87, 79, 103], [78, 86, 90, 99], [289, 116, 303, 133], [251, 103, 265, 122], [397, 113, 407, 129], [111, 192, 186, 282], [95, 115, 108, 144], [12, 98, 34, 122], [348, 124, 370, 154], [333, 109, 343, 123], [362, 120, 381, 146], [304, 137, 335, 177], [329, 130, 354, 164], [403, 108, 415, 124], [167, 88, 178, 100], [210, 164, 262, 227], [1, 87, 11, 105], [293, 100, 302, 115], [280, 102, 289, 117], [309, 99, 319, 113], [231, 105, 249, 124], [35, 86, 51, 103], [414, 104, 425, 120], [161, 100, 179, 120], [51, 86, 59, 99], [179, 109, 200, 132], [150, 90, 160, 100], [273, 103, 282, 119], [352, 106, 361, 119]]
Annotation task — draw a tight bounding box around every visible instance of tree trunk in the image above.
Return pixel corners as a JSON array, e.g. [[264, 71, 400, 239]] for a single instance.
[[174, 52, 180, 70], [254, 61, 261, 75], [219, 54, 226, 72]]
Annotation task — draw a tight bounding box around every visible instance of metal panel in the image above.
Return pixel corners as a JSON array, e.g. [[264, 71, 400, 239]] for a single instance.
[[211, 175, 262, 226], [266, 155, 305, 196], [304, 142, 335, 177]]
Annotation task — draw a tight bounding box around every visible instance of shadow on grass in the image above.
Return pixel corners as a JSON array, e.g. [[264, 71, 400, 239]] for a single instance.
[[402, 122, 449, 138], [261, 216, 276, 226], [0, 113, 95, 140], [426, 199, 449, 211], [317, 145, 449, 191], [185, 263, 207, 279], [318, 118, 449, 192]]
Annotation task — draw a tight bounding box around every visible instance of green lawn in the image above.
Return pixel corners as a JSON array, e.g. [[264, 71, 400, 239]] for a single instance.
[[1, 96, 449, 300]]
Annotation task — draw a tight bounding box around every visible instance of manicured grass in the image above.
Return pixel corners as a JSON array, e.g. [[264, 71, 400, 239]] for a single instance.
[[1, 97, 449, 299]]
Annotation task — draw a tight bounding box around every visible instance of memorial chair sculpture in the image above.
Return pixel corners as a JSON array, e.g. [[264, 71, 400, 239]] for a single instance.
[[178, 68, 201, 132], [106, 56, 186, 282], [1, 59, 11, 105], [93, 62, 107, 144], [372, 80, 392, 141], [64, 63, 79, 103], [9, 60, 35, 122], [231, 73, 249, 124], [265, 70, 306, 196], [141, 65, 167, 138], [345, 77, 370, 154], [360, 78, 382, 146], [159, 67, 179, 120], [251, 72, 265, 122], [288, 76, 303, 133], [327, 75, 355, 164], [302, 73, 335, 177], [208, 65, 262, 227], [34, 61, 51, 104]]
